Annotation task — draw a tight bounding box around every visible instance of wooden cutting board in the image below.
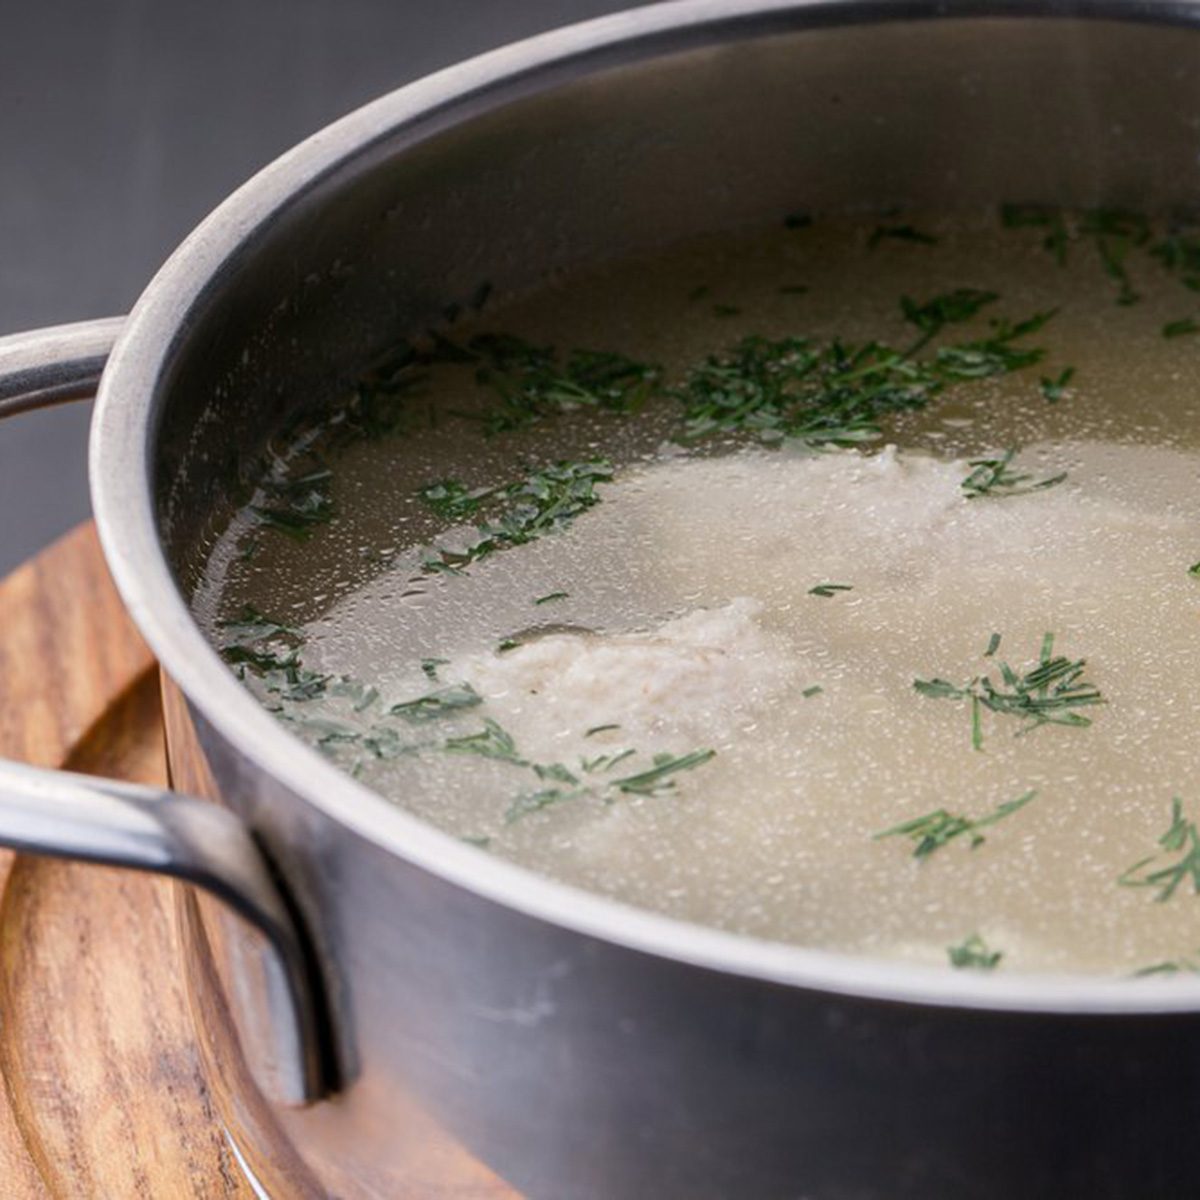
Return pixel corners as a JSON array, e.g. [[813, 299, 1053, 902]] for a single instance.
[[0, 522, 254, 1197]]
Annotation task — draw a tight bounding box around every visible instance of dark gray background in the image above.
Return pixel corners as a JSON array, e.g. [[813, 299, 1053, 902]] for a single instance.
[[0, 0, 649, 576]]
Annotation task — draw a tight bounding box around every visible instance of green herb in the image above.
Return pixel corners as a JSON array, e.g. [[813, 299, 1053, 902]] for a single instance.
[[915, 633, 1102, 748], [421, 458, 613, 574], [216, 605, 298, 646], [1132, 954, 1200, 977], [328, 678, 380, 713], [868, 224, 938, 248], [802, 685, 824, 698], [779, 284, 809, 296], [461, 834, 492, 849], [497, 637, 519, 653], [1163, 318, 1200, 338], [960, 447, 1067, 499], [235, 652, 329, 702], [1039, 366, 1075, 403], [504, 787, 584, 823], [673, 312, 1050, 449], [443, 718, 526, 764], [417, 479, 502, 521], [585, 723, 620, 737], [712, 303, 741, 318], [1081, 207, 1149, 306], [580, 748, 636, 774], [1002, 204, 1151, 303], [390, 683, 483, 722], [984, 633, 1001, 658], [900, 288, 999, 354], [1001, 202, 1070, 265], [610, 749, 716, 796], [467, 333, 661, 434], [1189, 562, 1200, 579], [948, 934, 1003, 970], [533, 762, 578, 785], [421, 657, 449, 680], [809, 583, 853, 598], [534, 591, 569, 605], [250, 467, 335, 540], [874, 790, 1036, 859], [784, 210, 813, 230], [934, 310, 1055, 380], [219, 624, 330, 703], [1119, 798, 1200, 902], [688, 284, 711, 301]]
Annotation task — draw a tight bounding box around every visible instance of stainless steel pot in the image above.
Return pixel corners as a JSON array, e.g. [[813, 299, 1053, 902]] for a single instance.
[[3, 3, 1200, 1196]]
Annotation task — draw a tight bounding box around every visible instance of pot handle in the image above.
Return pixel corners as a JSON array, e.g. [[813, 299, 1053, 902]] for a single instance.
[[0, 317, 124, 416], [0, 757, 333, 1105], [0, 320, 336, 1106]]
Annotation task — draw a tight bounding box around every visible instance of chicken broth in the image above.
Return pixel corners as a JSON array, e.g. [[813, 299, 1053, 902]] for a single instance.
[[198, 209, 1200, 976]]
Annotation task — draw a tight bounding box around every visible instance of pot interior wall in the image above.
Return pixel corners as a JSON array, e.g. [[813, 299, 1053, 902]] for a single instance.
[[153, 12, 1200, 593]]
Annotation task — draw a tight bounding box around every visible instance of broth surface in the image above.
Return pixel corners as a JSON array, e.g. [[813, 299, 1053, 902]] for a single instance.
[[198, 211, 1200, 976]]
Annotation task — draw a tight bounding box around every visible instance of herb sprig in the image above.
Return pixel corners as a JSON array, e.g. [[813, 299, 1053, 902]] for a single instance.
[[960, 448, 1067, 499], [915, 633, 1102, 749], [874, 790, 1036, 859], [673, 306, 1051, 450], [948, 934, 1003, 970], [1119, 798, 1200, 902], [418, 458, 613, 574]]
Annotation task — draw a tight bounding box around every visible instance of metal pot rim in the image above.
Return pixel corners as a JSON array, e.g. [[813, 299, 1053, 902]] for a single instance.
[[89, 0, 1200, 1015]]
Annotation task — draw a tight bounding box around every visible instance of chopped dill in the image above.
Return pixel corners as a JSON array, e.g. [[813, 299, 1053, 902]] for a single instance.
[[1119, 798, 1200, 902], [505, 788, 582, 824], [915, 633, 1102, 748], [948, 934, 1003, 970], [1001, 202, 1070, 264], [465, 333, 661, 434], [1132, 954, 1200, 977], [250, 467, 335, 540], [1189, 562, 1200, 578], [610, 749, 717, 796], [421, 657, 449, 680], [585, 723, 620, 737], [390, 683, 483, 722], [1163, 318, 1200, 338], [1039, 366, 1075, 403], [960, 447, 1067, 499], [534, 592, 569, 605], [443, 718, 526, 764], [809, 583, 852, 598], [419, 458, 613, 574], [868, 224, 938, 248], [874, 790, 1036, 859], [784, 210, 814, 230], [900, 288, 998, 354], [984, 633, 1001, 658], [802, 685, 824, 698], [672, 310, 1050, 449], [217, 604, 298, 646], [581, 748, 636, 774]]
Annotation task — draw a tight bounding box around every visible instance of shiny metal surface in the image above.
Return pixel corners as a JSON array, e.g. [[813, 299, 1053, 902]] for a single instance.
[[0, 757, 332, 1105], [2, 1, 1200, 1195], [0, 318, 123, 417]]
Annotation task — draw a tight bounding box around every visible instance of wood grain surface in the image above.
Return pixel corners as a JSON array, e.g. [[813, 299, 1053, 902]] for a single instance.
[[0, 523, 251, 1198]]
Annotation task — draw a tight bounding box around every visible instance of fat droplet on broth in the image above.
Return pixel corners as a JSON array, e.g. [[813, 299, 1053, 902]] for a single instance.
[[199, 212, 1200, 976]]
